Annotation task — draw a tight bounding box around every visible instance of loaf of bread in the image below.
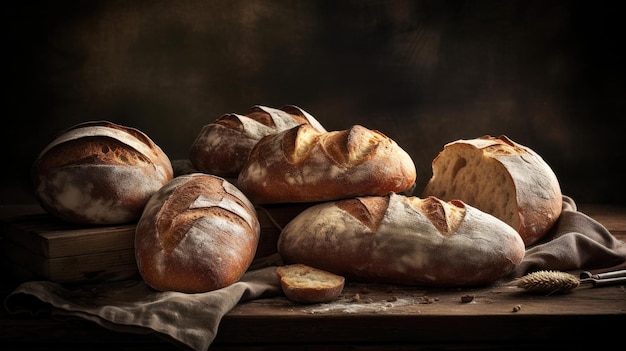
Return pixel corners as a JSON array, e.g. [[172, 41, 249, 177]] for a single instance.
[[135, 173, 260, 293], [278, 193, 525, 287], [276, 264, 345, 304], [32, 120, 173, 225], [189, 105, 326, 178], [237, 124, 417, 204], [421, 135, 562, 246]]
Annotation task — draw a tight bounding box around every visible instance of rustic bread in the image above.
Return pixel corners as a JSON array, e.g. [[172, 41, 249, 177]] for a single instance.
[[237, 124, 417, 204], [32, 120, 173, 225], [189, 105, 326, 178], [421, 135, 562, 246], [276, 264, 345, 304], [135, 173, 260, 293], [278, 193, 525, 287]]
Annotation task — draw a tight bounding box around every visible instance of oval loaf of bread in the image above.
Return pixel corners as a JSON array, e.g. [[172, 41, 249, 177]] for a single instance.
[[32, 120, 173, 225], [189, 105, 326, 178], [276, 264, 345, 304], [135, 173, 260, 293], [278, 193, 525, 287], [421, 135, 562, 246], [237, 124, 417, 204]]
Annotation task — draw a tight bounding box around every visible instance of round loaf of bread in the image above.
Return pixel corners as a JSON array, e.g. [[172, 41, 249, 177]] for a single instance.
[[32, 121, 173, 225], [135, 173, 260, 293], [278, 193, 525, 287], [421, 135, 562, 246], [189, 105, 326, 178], [237, 124, 417, 204]]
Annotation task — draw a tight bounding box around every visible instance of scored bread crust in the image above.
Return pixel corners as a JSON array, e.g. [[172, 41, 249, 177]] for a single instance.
[[277, 193, 525, 287], [32, 121, 173, 225], [189, 105, 327, 178], [421, 135, 562, 246], [135, 173, 260, 293], [276, 264, 345, 304], [237, 124, 417, 204]]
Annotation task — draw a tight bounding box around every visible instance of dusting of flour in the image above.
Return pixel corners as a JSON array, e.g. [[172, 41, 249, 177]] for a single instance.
[[301, 297, 416, 314]]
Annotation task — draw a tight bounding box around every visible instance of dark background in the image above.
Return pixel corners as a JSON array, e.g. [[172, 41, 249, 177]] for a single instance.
[[3, 0, 624, 205]]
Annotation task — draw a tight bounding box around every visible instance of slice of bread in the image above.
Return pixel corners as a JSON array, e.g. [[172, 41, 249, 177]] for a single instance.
[[276, 264, 345, 304]]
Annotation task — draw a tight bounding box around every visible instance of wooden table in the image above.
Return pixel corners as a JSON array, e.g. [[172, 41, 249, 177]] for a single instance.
[[1, 204, 625, 350]]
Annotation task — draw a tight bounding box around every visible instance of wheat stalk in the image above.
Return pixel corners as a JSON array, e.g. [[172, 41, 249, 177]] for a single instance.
[[512, 270, 580, 294]]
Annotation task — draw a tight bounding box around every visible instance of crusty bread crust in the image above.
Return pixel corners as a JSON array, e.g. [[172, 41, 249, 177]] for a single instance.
[[421, 135, 562, 246], [237, 124, 417, 204], [135, 173, 260, 293], [189, 105, 326, 178], [32, 121, 173, 225], [276, 264, 345, 304], [278, 193, 525, 287]]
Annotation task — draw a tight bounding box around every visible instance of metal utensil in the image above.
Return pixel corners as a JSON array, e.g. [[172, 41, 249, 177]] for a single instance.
[[579, 269, 626, 287]]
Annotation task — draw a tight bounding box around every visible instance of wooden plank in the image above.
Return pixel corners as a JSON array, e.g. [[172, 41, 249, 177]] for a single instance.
[[217, 278, 626, 345], [3, 241, 138, 283], [1, 213, 136, 258], [227, 278, 626, 318]]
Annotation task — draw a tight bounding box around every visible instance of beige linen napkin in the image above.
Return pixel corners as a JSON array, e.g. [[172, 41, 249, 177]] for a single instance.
[[4, 266, 281, 351], [4, 195, 626, 350]]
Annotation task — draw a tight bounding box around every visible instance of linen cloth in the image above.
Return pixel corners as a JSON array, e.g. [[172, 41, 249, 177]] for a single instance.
[[511, 195, 626, 276], [5, 195, 626, 350]]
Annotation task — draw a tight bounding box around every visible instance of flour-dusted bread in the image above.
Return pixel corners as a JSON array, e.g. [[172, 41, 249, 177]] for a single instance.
[[189, 105, 326, 178], [276, 264, 345, 304], [421, 135, 562, 246], [237, 124, 417, 204], [32, 120, 173, 225], [278, 193, 525, 287], [135, 173, 260, 293]]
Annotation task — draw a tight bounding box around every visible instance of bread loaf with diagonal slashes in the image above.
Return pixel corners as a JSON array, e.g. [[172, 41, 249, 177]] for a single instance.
[[135, 173, 260, 293], [421, 135, 562, 246], [237, 124, 417, 204], [277, 193, 525, 287], [189, 105, 326, 178], [32, 120, 173, 225]]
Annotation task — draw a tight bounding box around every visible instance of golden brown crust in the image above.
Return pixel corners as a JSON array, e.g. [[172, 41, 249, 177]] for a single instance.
[[135, 173, 260, 293], [32, 121, 173, 225], [237, 124, 417, 204], [189, 105, 326, 178], [335, 196, 389, 232]]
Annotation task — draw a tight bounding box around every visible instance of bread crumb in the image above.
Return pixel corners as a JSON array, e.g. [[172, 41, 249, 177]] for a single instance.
[[460, 294, 475, 303], [419, 296, 438, 304], [351, 293, 361, 302]]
